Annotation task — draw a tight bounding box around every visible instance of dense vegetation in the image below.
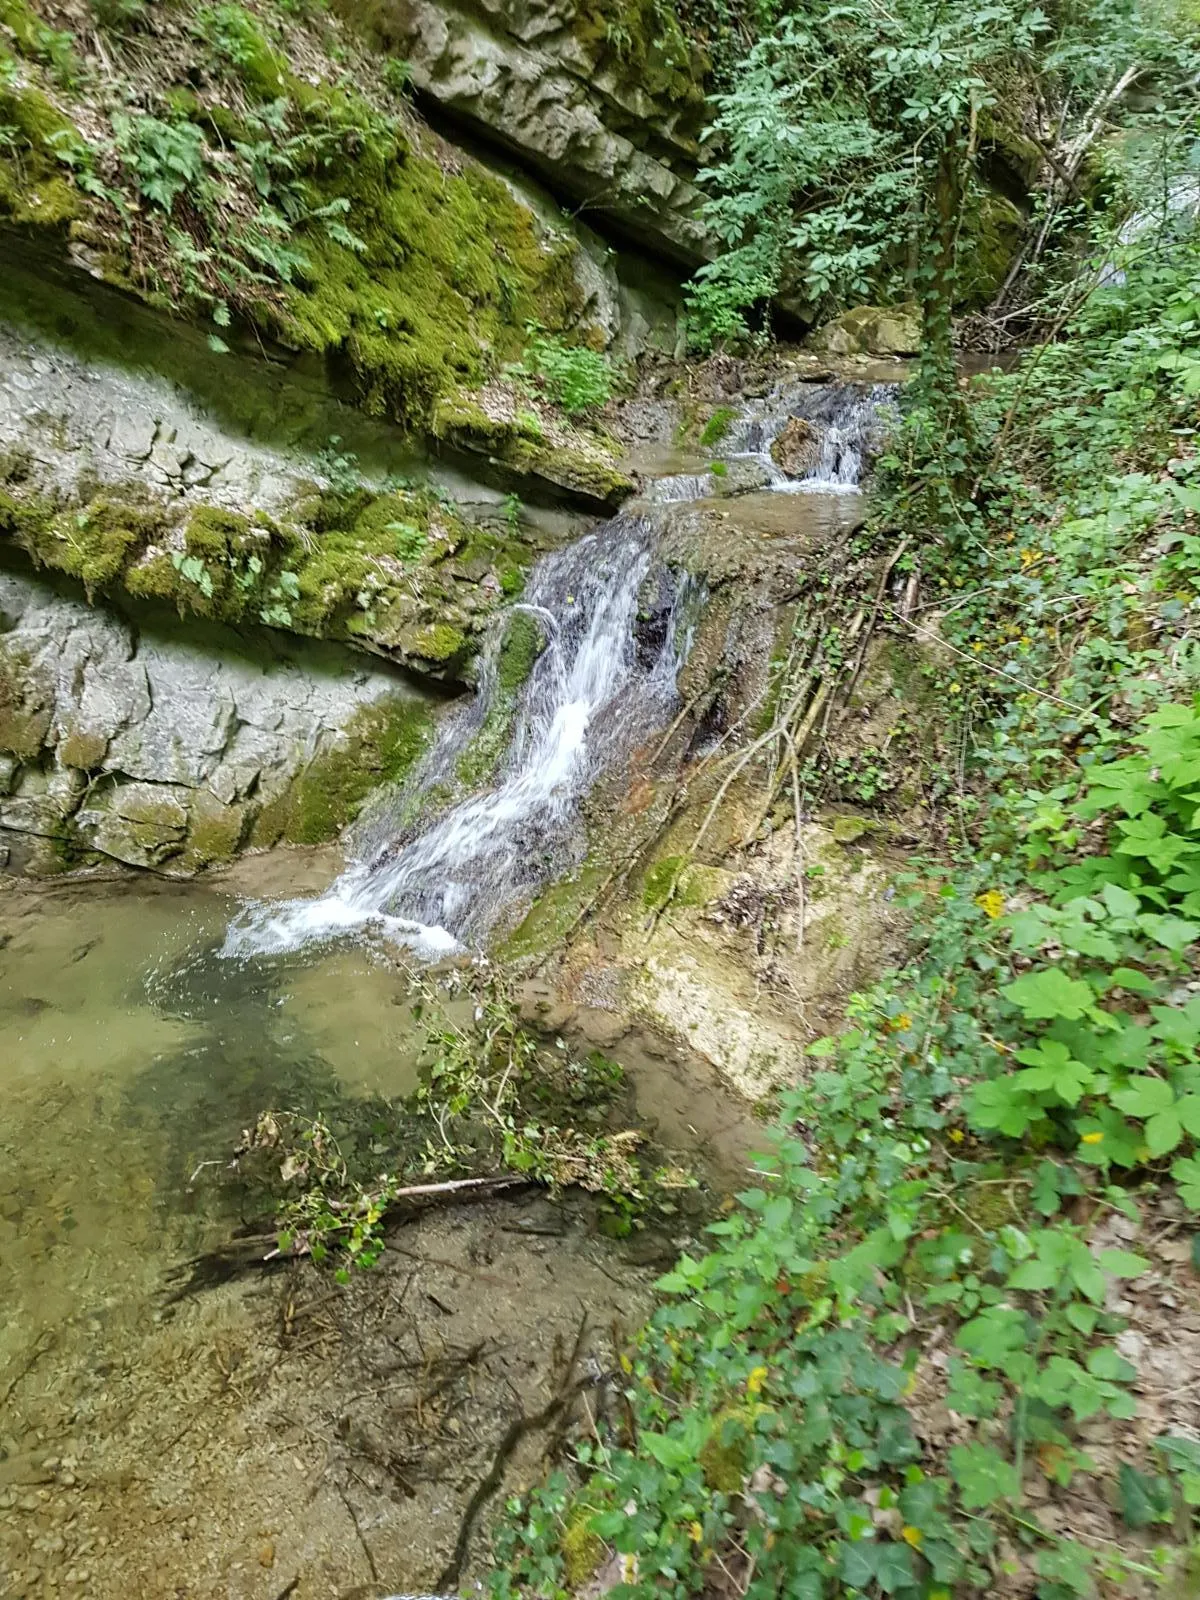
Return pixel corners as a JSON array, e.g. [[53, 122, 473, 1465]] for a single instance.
[[486, 2, 1200, 1595]]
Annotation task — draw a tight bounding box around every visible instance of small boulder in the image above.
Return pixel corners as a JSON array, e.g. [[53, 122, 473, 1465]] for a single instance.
[[770, 417, 824, 478], [808, 305, 921, 357]]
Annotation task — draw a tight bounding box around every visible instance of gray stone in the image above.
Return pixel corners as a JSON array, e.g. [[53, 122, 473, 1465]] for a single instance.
[[368, 0, 711, 267], [0, 568, 436, 875], [808, 305, 921, 358]]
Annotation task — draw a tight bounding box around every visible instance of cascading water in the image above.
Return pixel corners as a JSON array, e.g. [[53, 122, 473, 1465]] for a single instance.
[[222, 516, 690, 961], [222, 380, 891, 964], [646, 379, 897, 503]]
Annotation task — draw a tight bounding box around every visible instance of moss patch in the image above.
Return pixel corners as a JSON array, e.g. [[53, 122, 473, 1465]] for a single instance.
[[699, 405, 737, 448], [641, 853, 718, 911], [0, 641, 50, 757], [455, 610, 545, 790], [258, 695, 434, 846], [0, 473, 518, 681], [0, 1, 596, 455]]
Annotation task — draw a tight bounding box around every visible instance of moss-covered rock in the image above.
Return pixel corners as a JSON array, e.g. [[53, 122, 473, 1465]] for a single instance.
[[0, 3, 593, 450], [454, 609, 546, 789], [0, 641, 50, 757], [0, 471, 525, 682], [955, 191, 1026, 308], [254, 695, 433, 846], [432, 390, 633, 509]]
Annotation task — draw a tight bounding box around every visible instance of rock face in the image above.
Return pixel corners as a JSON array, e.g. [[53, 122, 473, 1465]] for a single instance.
[[350, 0, 711, 265], [0, 570, 435, 876], [0, 318, 308, 518]]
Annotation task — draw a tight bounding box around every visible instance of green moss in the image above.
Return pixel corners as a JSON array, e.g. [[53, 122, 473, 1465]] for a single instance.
[[501, 859, 609, 962], [275, 695, 434, 845], [560, 1512, 604, 1588], [2, 484, 173, 596], [698, 1407, 753, 1494], [699, 406, 737, 448], [455, 610, 544, 789], [0, 74, 82, 228], [496, 610, 543, 696], [193, 4, 289, 102], [643, 853, 685, 910], [642, 853, 718, 911], [831, 815, 872, 844], [181, 791, 249, 870], [956, 191, 1025, 309], [273, 106, 582, 432], [403, 621, 468, 664], [0, 642, 49, 758]]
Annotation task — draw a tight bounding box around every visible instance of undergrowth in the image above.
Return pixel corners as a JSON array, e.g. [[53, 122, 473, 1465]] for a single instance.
[[489, 189, 1200, 1595], [240, 971, 698, 1277], [0, 0, 585, 430]]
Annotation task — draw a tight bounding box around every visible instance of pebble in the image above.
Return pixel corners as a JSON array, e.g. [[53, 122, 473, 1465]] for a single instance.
[[258, 1541, 275, 1568]]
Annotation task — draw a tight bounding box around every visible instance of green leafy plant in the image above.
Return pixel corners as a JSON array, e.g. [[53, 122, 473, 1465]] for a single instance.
[[517, 332, 612, 415], [113, 113, 208, 212]]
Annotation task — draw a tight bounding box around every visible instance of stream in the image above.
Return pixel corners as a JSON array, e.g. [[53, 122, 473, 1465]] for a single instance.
[[0, 380, 886, 1598]]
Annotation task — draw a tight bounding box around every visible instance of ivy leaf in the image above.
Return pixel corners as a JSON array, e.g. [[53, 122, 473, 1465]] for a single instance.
[[640, 1431, 695, 1472], [948, 1442, 1019, 1508], [957, 1305, 1028, 1367], [1145, 1108, 1184, 1156], [1001, 968, 1097, 1021], [1118, 1462, 1172, 1527], [1007, 1257, 1059, 1292], [1075, 1106, 1142, 1168], [1176, 1094, 1200, 1137], [1170, 1154, 1200, 1210], [1106, 965, 1158, 995]]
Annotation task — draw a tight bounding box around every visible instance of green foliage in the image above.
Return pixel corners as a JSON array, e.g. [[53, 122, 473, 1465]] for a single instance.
[[256, 977, 683, 1272], [0, 1, 586, 435], [113, 113, 207, 211], [698, 405, 736, 447], [517, 331, 613, 415], [491, 159, 1200, 1600]]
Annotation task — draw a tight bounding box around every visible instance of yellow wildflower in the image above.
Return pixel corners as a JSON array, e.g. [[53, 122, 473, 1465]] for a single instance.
[[948, 1127, 965, 1144], [887, 1012, 913, 1032], [747, 1365, 768, 1397], [1080, 1131, 1104, 1145], [975, 889, 1006, 919], [901, 1526, 924, 1549], [689, 1522, 703, 1543]]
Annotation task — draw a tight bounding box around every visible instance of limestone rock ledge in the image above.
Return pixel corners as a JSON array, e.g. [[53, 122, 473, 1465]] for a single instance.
[[348, 0, 712, 265], [0, 568, 434, 876]]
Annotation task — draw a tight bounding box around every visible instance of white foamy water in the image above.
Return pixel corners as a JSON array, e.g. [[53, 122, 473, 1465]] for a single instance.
[[222, 517, 687, 960], [222, 381, 893, 963]]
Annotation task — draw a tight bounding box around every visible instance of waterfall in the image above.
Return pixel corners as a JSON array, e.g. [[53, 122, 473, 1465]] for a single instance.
[[222, 516, 689, 960], [222, 380, 892, 963], [644, 380, 897, 504]]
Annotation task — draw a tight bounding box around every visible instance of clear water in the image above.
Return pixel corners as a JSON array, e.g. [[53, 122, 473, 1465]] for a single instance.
[[0, 860, 425, 1368]]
